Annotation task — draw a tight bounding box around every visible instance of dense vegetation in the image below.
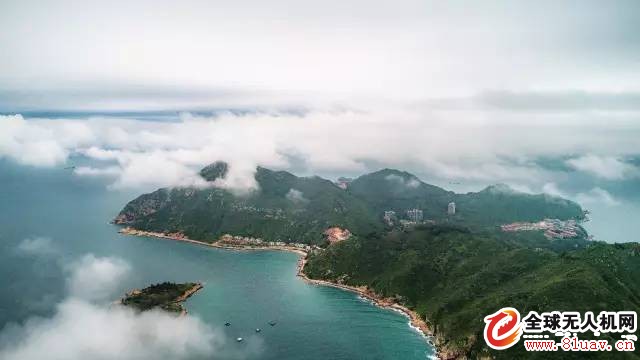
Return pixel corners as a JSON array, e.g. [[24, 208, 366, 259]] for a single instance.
[[349, 170, 583, 226], [116, 164, 380, 244], [121, 282, 201, 313], [303, 225, 640, 359], [115, 162, 584, 244], [452, 184, 585, 226], [115, 162, 636, 358]]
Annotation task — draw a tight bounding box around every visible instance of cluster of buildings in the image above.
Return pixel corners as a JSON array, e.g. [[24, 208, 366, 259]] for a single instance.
[[501, 219, 582, 240], [218, 234, 312, 250], [219, 234, 266, 246], [383, 210, 396, 226], [383, 202, 456, 226]]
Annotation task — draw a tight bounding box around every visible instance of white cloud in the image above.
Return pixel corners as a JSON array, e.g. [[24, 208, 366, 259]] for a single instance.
[[575, 187, 621, 207], [543, 182, 620, 207], [65, 254, 131, 302], [566, 155, 639, 180], [73, 165, 121, 177], [17, 237, 56, 255], [211, 161, 261, 194], [385, 174, 421, 188], [0, 298, 224, 360], [542, 182, 567, 198], [107, 152, 210, 190], [0, 115, 71, 167], [0, 254, 257, 360], [2, 109, 640, 192], [285, 188, 308, 204], [503, 183, 535, 194]]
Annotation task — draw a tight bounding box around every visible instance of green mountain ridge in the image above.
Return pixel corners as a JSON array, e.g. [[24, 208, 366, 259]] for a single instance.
[[304, 226, 640, 359], [349, 170, 583, 226], [115, 164, 381, 244], [114, 161, 639, 359], [115, 162, 584, 244]]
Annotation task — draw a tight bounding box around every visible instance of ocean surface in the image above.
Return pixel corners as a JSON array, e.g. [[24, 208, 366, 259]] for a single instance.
[[0, 160, 436, 359]]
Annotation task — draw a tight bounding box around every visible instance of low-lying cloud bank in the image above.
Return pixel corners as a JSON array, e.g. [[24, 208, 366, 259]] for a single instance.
[[0, 252, 255, 360], [566, 154, 640, 180], [1, 105, 639, 193], [542, 183, 621, 207], [16, 237, 57, 256], [0, 299, 222, 360]]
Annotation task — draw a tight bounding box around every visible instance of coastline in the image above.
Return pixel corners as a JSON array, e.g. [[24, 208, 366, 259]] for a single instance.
[[176, 282, 204, 302], [176, 283, 204, 316], [117, 226, 440, 357], [118, 227, 308, 256], [296, 256, 436, 342]]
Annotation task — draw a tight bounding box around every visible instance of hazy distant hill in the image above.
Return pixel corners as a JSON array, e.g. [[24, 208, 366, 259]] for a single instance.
[[347, 169, 584, 225], [451, 184, 584, 225], [347, 169, 454, 220], [115, 162, 584, 244]]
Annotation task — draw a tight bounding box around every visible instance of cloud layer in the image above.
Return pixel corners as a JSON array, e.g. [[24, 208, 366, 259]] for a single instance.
[[566, 155, 639, 180], [65, 254, 131, 301], [1, 110, 639, 193], [0, 299, 222, 360], [543, 183, 621, 208], [0, 253, 241, 360], [16, 237, 56, 256]]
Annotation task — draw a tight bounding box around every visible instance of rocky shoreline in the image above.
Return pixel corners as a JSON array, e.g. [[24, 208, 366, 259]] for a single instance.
[[296, 256, 436, 338], [117, 226, 445, 358], [176, 283, 204, 302], [176, 283, 204, 316]]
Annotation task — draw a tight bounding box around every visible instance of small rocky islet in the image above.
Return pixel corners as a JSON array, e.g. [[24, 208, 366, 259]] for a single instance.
[[120, 282, 203, 314]]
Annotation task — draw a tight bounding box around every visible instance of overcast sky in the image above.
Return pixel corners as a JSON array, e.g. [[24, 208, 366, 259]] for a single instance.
[[1, 0, 639, 204], [2, 0, 640, 110]]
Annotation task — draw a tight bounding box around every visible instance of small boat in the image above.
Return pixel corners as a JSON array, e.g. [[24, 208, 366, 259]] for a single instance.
[[236, 337, 243, 342], [255, 328, 261, 333], [268, 321, 277, 326], [225, 322, 231, 326]]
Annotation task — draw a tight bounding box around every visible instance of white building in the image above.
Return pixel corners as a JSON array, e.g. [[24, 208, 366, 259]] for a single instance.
[[448, 202, 456, 215], [406, 209, 423, 222], [383, 210, 396, 225]]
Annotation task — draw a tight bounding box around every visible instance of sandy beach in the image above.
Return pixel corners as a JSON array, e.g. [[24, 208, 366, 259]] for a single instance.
[[119, 227, 309, 255]]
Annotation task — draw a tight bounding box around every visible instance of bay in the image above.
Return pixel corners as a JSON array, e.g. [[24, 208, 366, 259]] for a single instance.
[[0, 160, 435, 359]]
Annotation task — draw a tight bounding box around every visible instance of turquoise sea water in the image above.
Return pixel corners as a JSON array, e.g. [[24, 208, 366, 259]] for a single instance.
[[0, 161, 436, 359]]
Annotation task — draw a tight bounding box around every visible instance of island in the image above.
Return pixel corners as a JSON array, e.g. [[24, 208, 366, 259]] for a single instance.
[[121, 282, 203, 315], [114, 161, 640, 359]]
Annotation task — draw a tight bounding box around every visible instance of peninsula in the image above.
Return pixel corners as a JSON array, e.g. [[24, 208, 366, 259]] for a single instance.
[[114, 162, 640, 359]]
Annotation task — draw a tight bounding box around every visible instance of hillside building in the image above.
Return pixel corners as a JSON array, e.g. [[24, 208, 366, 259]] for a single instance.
[[383, 210, 396, 225], [448, 202, 456, 215], [406, 208, 423, 222]]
